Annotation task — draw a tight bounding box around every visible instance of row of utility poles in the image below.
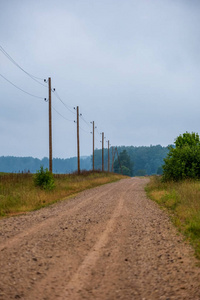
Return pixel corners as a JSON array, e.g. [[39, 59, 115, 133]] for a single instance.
[[75, 108, 111, 174], [47, 77, 117, 174]]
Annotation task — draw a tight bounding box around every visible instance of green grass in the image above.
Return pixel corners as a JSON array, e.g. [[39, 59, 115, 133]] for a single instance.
[[0, 171, 125, 218], [146, 176, 200, 259]]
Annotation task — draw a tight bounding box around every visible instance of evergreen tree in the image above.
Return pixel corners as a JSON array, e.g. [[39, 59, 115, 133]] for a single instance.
[[114, 150, 133, 176]]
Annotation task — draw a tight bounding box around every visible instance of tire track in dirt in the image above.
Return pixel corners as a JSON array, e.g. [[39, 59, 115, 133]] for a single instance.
[[0, 181, 125, 300], [62, 181, 136, 299], [23, 180, 134, 300], [0, 184, 117, 252], [1, 178, 200, 300]]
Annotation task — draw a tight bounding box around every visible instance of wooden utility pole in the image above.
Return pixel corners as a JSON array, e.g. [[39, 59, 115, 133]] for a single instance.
[[92, 121, 95, 171], [112, 146, 114, 172], [77, 106, 80, 175], [108, 140, 110, 172], [48, 77, 52, 173], [102, 132, 104, 172]]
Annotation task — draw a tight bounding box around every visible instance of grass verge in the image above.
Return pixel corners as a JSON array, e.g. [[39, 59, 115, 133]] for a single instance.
[[0, 171, 125, 218], [146, 176, 200, 259]]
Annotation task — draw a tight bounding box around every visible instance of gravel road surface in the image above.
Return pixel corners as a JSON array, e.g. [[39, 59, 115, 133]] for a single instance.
[[0, 177, 200, 299]]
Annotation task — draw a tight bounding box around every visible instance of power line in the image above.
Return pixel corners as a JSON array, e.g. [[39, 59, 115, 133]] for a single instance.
[[96, 128, 101, 136], [52, 105, 74, 122], [0, 73, 44, 100], [80, 115, 92, 128], [52, 90, 76, 115], [79, 125, 91, 134], [53, 90, 76, 114], [0, 45, 47, 87]]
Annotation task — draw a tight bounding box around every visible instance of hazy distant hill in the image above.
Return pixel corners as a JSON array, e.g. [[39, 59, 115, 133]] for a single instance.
[[0, 145, 169, 175]]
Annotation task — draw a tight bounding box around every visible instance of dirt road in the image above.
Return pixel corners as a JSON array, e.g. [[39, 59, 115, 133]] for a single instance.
[[0, 177, 200, 299]]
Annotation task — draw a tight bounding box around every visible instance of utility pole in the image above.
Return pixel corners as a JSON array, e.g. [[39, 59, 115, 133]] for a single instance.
[[92, 121, 95, 171], [112, 146, 114, 172], [77, 106, 80, 175], [102, 132, 104, 172], [108, 140, 110, 172], [48, 77, 52, 173]]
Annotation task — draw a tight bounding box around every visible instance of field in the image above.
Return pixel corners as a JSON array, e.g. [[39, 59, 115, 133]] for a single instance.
[[146, 176, 200, 259], [0, 171, 125, 217]]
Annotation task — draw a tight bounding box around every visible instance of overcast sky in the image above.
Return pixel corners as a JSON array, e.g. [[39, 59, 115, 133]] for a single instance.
[[1, 0, 200, 159]]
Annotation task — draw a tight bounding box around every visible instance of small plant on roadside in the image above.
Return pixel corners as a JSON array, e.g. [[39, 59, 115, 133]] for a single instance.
[[34, 166, 55, 190]]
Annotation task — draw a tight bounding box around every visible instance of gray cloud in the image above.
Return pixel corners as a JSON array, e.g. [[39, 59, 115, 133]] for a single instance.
[[1, 0, 200, 159]]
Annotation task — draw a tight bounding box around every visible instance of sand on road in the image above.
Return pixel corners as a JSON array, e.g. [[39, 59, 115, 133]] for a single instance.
[[0, 177, 200, 299]]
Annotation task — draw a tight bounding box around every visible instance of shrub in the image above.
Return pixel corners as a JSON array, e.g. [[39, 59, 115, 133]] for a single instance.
[[163, 132, 200, 181], [34, 166, 55, 190]]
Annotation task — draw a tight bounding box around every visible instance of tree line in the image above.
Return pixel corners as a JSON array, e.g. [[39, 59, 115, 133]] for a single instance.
[[94, 145, 169, 176], [0, 144, 169, 175], [0, 156, 91, 174]]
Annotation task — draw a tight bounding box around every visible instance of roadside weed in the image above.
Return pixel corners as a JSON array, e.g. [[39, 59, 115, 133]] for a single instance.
[[146, 176, 200, 259]]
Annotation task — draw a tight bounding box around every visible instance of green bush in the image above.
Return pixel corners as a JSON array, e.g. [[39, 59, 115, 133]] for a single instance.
[[34, 166, 55, 190], [163, 132, 200, 181]]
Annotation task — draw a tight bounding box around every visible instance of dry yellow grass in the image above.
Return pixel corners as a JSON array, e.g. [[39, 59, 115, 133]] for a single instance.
[[146, 176, 200, 258], [0, 172, 125, 217], [150, 190, 166, 202]]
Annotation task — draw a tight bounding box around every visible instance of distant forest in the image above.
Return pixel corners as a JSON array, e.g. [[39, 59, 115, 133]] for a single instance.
[[94, 145, 169, 176], [0, 156, 91, 174], [0, 145, 169, 176]]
